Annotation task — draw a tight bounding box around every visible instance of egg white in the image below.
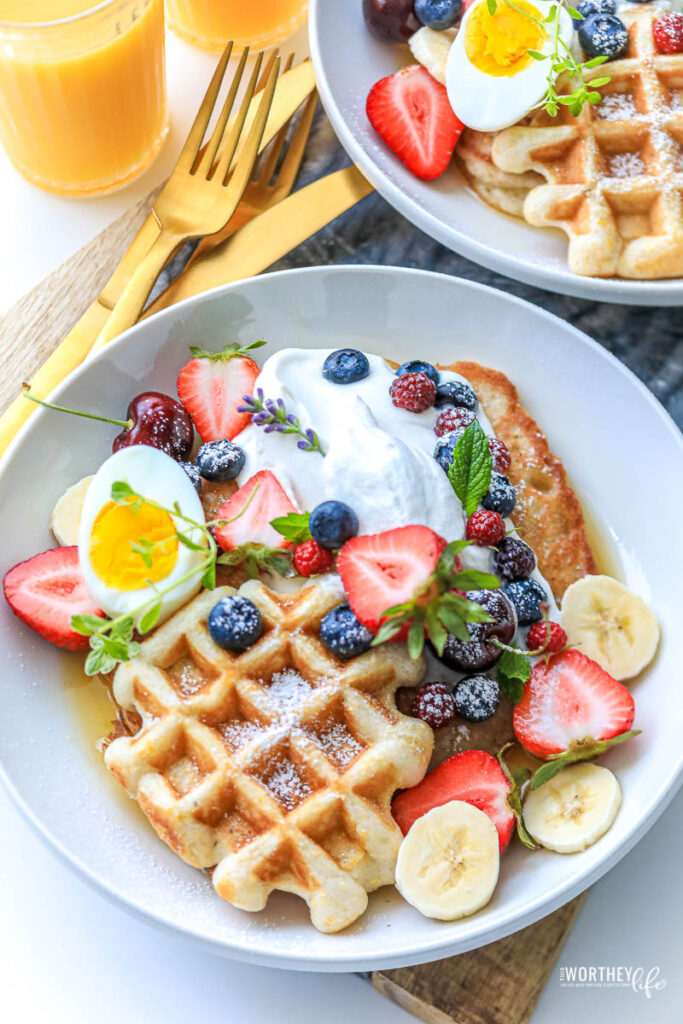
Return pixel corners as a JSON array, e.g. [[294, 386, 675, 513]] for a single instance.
[[78, 446, 207, 627], [446, 0, 574, 132]]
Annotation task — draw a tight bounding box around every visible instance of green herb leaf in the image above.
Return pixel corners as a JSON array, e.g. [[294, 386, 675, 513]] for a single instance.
[[497, 648, 532, 705], [71, 613, 107, 637], [486, 0, 497, 13], [527, 49, 547, 60], [176, 531, 206, 552], [111, 481, 136, 503], [566, 5, 581, 17], [85, 646, 117, 677], [447, 420, 492, 517], [407, 614, 426, 660], [584, 55, 609, 68], [425, 605, 448, 656], [451, 569, 501, 591], [201, 560, 216, 591], [139, 600, 162, 635], [270, 511, 311, 544], [110, 616, 135, 642], [529, 729, 642, 790], [371, 618, 405, 646], [130, 539, 154, 569], [497, 744, 541, 850], [189, 339, 266, 361]]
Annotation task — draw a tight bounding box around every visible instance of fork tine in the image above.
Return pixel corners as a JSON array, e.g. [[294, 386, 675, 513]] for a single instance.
[[256, 48, 280, 93], [176, 41, 233, 172], [271, 88, 318, 195], [195, 47, 249, 178], [250, 52, 295, 184], [219, 55, 281, 193], [213, 51, 269, 184]]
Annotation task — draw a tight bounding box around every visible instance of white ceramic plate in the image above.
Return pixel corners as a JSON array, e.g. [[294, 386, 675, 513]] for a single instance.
[[309, 0, 683, 305], [1, 267, 681, 971]]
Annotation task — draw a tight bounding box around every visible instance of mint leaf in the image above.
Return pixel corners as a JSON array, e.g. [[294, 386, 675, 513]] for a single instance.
[[448, 421, 492, 517], [497, 648, 532, 705], [270, 511, 311, 544], [189, 339, 266, 361], [451, 569, 501, 591], [85, 646, 116, 677]]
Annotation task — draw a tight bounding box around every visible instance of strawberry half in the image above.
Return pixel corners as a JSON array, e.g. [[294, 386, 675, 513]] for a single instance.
[[3, 546, 103, 651], [213, 470, 298, 551], [392, 750, 515, 853], [513, 650, 636, 759], [366, 64, 464, 180], [336, 525, 447, 635], [176, 342, 261, 442]]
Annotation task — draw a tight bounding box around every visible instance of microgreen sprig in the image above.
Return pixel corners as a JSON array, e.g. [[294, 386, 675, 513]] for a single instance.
[[238, 389, 325, 455]]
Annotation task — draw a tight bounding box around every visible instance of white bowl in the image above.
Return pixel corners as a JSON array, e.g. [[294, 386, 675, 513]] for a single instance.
[[1, 267, 681, 971], [309, 0, 683, 305]]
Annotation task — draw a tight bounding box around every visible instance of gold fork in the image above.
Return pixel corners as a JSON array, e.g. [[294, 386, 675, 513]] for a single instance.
[[90, 44, 280, 355]]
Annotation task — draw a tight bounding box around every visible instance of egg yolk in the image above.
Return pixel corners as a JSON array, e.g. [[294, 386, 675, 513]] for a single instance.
[[466, 1, 546, 77], [89, 498, 178, 591]]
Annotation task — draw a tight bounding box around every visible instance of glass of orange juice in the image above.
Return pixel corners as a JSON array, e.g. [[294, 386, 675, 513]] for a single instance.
[[165, 0, 308, 52], [0, 1, 168, 196]]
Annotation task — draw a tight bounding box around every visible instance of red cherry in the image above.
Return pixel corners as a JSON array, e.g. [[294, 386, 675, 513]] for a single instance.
[[363, 0, 420, 42], [112, 392, 194, 462]]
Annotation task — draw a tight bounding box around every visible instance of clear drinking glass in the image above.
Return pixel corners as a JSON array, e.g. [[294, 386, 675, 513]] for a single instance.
[[165, 0, 308, 52]]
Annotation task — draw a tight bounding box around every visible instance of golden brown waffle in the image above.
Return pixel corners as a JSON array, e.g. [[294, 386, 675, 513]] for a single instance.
[[457, 128, 543, 218], [104, 577, 431, 933], [492, 6, 683, 278]]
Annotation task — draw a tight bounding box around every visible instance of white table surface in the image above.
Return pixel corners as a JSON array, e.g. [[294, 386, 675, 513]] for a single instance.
[[0, 19, 680, 1024]]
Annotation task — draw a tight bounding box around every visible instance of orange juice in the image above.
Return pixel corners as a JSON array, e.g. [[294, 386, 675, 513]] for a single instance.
[[0, 1, 168, 195], [165, 0, 308, 52]]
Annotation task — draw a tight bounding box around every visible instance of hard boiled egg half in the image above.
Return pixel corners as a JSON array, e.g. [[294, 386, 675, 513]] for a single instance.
[[78, 446, 207, 628], [446, 0, 573, 131]]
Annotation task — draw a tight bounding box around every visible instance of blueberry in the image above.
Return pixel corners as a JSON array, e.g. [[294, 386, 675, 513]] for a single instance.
[[578, 13, 629, 59], [322, 348, 370, 385], [320, 602, 373, 660], [434, 429, 465, 472], [208, 595, 263, 652], [493, 536, 536, 582], [196, 439, 245, 482], [309, 500, 359, 550], [396, 360, 440, 385], [571, 0, 615, 29], [482, 473, 516, 518], [179, 461, 202, 494], [503, 579, 547, 626], [434, 380, 478, 411], [453, 675, 500, 723], [436, 590, 516, 673], [415, 0, 462, 30]]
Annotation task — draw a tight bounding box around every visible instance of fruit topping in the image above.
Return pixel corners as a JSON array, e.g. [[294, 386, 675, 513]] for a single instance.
[[179, 462, 202, 494], [3, 546, 104, 650], [493, 536, 535, 582], [389, 370, 436, 412], [319, 602, 374, 660], [653, 12, 683, 54], [526, 620, 567, 654], [453, 674, 500, 723], [434, 430, 464, 472], [309, 500, 359, 550], [322, 348, 370, 385], [488, 437, 511, 474], [503, 578, 547, 626], [208, 595, 263, 652], [196, 439, 246, 482], [366, 64, 463, 180], [465, 509, 506, 546], [571, 0, 615, 29], [410, 681, 457, 729], [409, 24, 453, 84], [362, 0, 421, 43], [578, 13, 629, 59], [293, 538, 334, 578], [482, 472, 516, 518], [392, 749, 515, 852], [415, 0, 461, 31], [434, 379, 478, 410], [50, 475, 94, 547], [437, 589, 516, 672], [176, 340, 263, 442], [396, 359, 440, 384], [522, 762, 621, 853], [214, 470, 297, 551], [434, 406, 475, 436]]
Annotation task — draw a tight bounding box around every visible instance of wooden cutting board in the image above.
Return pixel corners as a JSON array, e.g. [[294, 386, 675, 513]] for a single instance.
[[0, 190, 586, 1024]]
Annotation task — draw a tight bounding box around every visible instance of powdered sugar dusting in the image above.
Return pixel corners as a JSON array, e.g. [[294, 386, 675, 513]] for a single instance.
[[608, 151, 645, 178], [314, 722, 363, 768], [597, 92, 637, 121], [265, 759, 312, 810], [217, 719, 260, 750], [266, 668, 312, 706]]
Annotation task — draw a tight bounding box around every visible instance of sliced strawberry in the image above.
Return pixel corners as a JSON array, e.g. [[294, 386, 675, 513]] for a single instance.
[[513, 650, 636, 759], [213, 470, 298, 551], [366, 64, 464, 180], [337, 525, 446, 634], [392, 750, 515, 852], [176, 344, 260, 442], [3, 546, 103, 651]]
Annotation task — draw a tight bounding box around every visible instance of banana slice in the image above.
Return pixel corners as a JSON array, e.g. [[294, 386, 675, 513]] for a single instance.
[[50, 475, 94, 546], [561, 574, 659, 681], [523, 763, 621, 854], [395, 800, 499, 920], [408, 27, 456, 86]]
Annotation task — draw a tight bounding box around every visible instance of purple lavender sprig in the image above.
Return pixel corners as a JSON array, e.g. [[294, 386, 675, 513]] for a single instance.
[[238, 389, 326, 456]]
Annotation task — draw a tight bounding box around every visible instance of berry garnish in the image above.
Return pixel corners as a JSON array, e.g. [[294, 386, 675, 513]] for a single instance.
[[571, 0, 615, 29], [482, 472, 516, 518], [179, 462, 202, 494], [208, 595, 263, 652], [488, 437, 511, 474], [363, 0, 420, 42], [437, 589, 516, 673], [434, 379, 478, 410], [526, 620, 567, 654], [653, 13, 683, 54], [319, 602, 374, 660], [214, 470, 297, 551], [434, 430, 465, 472], [465, 509, 506, 546], [389, 371, 436, 412], [493, 536, 536, 582], [434, 406, 475, 437], [578, 13, 629, 59], [293, 538, 334, 578], [176, 340, 263, 442], [196, 439, 245, 482], [415, 0, 462, 31], [453, 675, 500, 723], [410, 682, 457, 729], [309, 500, 359, 550], [322, 348, 370, 385], [396, 360, 440, 385], [366, 64, 464, 180], [503, 579, 547, 626]]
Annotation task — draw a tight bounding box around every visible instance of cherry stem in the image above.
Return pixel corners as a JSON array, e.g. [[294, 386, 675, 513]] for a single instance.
[[22, 387, 132, 431]]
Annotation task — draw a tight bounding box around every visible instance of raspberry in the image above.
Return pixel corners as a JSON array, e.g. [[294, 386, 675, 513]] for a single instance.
[[465, 509, 506, 546], [293, 539, 334, 577], [410, 682, 456, 729], [653, 13, 683, 53], [434, 406, 476, 436], [488, 437, 511, 474], [527, 621, 567, 653], [389, 371, 436, 413]]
